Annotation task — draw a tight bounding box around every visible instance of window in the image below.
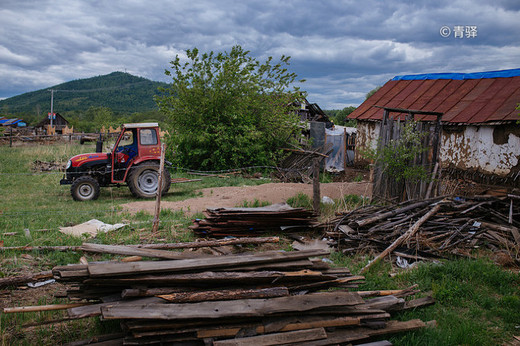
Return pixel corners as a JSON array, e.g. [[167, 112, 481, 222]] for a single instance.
[[140, 129, 158, 145]]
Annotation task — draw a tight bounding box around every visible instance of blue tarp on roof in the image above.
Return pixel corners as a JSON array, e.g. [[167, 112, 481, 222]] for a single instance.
[[1, 118, 22, 126], [392, 68, 520, 81]]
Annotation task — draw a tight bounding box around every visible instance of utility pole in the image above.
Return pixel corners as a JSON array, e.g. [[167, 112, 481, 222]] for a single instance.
[[48, 89, 54, 127]]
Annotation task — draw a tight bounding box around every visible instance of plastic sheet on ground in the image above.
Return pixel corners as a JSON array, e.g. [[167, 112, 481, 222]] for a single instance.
[[59, 219, 127, 238]]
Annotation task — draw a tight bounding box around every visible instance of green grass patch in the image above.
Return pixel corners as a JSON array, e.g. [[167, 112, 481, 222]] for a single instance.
[[2, 143, 519, 345], [329, 251, 520, 346]]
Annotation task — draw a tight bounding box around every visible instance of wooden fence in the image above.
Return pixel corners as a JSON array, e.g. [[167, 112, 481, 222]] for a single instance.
[[372, 107, 442, 202]]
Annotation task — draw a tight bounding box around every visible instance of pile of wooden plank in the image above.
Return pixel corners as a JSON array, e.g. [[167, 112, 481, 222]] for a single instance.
[[50, 249, 434, 345], [326, 196, 520, 266], [190, 203, 319, 237]]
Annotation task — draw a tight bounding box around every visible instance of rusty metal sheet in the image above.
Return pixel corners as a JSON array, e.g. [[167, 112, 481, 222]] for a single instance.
[[350, 79, 395, 119], [481, 78, 520, 122], [356, 80, 412, 120], [450, 78, 516, 123], [399, 79, 438, 110], [420, 80, 465, 112], [408, 79, 450, 111], [440, 79, 481, 122], [441, 79, 495, 122], [350, 72, 520, 124]]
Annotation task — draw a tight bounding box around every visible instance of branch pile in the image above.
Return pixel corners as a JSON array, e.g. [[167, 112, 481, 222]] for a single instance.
[[327, 196, 520, 266]]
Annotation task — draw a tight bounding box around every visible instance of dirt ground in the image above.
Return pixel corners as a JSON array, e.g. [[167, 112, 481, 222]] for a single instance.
[[122, 181, 372, 215]]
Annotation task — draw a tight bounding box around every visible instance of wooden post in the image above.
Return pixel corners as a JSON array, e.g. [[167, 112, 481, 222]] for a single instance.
[[9, 126, 13, 147], [152, 143, 165, 233], [313, 157, 320, 214], [343, 127, 347, 171]]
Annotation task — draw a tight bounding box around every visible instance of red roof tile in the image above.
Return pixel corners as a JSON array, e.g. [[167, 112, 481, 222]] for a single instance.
[[349, 68, 520, 124]]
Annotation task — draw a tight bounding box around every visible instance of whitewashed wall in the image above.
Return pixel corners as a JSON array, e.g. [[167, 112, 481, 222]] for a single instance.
[[440, 125, 520, 176], [355, 122, 520, 177], [353, 121, 380, 164]]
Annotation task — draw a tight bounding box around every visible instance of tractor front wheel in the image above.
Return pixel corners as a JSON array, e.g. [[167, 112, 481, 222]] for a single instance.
[[71, 176, 100, 201], [127, 162, 171, 198]]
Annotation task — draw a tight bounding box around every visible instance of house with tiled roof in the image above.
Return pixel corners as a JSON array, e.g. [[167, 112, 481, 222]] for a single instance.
[[348, 68, 520, 186]]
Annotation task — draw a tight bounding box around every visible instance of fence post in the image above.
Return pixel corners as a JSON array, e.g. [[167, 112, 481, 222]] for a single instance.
[[313, 157, 321, 214], [9, 126, 12, 147], [152, 143, 166, 233]]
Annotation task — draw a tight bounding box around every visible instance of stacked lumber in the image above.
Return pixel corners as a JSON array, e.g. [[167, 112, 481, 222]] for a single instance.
[[49, 249, 433, 345], [190, 203, 319, 237], [327, 196, 520, 265]]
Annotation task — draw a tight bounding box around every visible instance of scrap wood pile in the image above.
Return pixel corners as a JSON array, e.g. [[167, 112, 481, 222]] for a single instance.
[[45, 247, 434, 345], [190, 203, 319, 237], [326, 195, 520, 267]]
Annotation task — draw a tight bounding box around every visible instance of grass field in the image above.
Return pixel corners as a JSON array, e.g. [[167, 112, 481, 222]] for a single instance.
[[0, 142, 519, 345]]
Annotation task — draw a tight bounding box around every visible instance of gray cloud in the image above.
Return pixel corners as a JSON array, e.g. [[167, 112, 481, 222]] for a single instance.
[[0, 0, 519, 109]]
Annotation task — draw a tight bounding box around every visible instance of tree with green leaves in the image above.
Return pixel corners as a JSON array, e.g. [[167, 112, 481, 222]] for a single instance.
[[326, 106, 357, 126], [155, 45, 305, 170]]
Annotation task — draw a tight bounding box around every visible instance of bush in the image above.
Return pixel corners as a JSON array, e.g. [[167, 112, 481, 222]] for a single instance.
[[156, 45, 305, 170]]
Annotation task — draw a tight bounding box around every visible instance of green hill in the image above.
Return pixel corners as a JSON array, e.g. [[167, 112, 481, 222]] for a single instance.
[[0, 72, 169, 116]]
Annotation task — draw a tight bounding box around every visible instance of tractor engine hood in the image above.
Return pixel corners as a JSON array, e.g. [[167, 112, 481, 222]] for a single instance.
[[69, 153, 109, 168]]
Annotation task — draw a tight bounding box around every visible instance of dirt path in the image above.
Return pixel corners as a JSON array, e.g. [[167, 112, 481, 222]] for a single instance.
[[122, 181, 372, 215]]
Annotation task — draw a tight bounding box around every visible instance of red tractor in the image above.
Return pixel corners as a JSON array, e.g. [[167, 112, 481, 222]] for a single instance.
[[61, 123, 171, 201]]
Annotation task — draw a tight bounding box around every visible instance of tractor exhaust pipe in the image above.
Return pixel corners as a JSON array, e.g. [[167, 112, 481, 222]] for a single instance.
[[96, 132, 103, 153]]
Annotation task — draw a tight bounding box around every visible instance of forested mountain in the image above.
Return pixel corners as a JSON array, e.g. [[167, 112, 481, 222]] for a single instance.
[[0, 72, 168, 118]]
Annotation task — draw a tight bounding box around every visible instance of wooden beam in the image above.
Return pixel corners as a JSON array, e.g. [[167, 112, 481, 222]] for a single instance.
[[212, 327, 327, 346], [101, 291, 363, 320], [158, 287, 289, 303], [79, 243, 200, 260], [198, 316, 361, 338], [87, 250, 329, 277], [126, 236, 280, 250]]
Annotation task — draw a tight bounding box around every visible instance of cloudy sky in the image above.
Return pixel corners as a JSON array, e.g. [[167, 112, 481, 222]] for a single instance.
[[1, 0, 519, 109]]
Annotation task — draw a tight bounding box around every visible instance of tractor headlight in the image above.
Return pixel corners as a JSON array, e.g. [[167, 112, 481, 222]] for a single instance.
[[66, 160, 71, 170]]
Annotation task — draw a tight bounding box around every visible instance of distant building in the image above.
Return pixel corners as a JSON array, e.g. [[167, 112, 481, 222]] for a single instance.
[[295, 98, 333, 127], [0, 116, 26, 127], [36, 113, 70, 134]]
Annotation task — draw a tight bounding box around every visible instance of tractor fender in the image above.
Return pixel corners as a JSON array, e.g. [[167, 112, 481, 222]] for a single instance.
[[131, 156, 172, 167]]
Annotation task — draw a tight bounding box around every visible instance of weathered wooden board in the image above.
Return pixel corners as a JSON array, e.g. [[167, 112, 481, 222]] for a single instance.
[[197, 315, 362, 338], [87, 250, 329, 277], [67, 297, 165, 319], [84, 270, 335, 286], [158, 287, 289, 303], [212, 327, 327, 346], [296, 319, 429, 346], [80, 243, 201, 260], [101, 291, 363, 320]]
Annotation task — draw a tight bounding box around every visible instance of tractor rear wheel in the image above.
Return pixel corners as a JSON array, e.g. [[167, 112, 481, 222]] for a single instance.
[[127, 162, 171, 198], [71, 176, 100, 201]]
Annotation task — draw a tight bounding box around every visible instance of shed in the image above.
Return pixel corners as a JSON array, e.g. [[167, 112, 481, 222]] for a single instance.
[[36, 113, 70, 134], [348, 68, 520, 186], [0, 117, 26, 127], [295, 98, 333, 127]]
